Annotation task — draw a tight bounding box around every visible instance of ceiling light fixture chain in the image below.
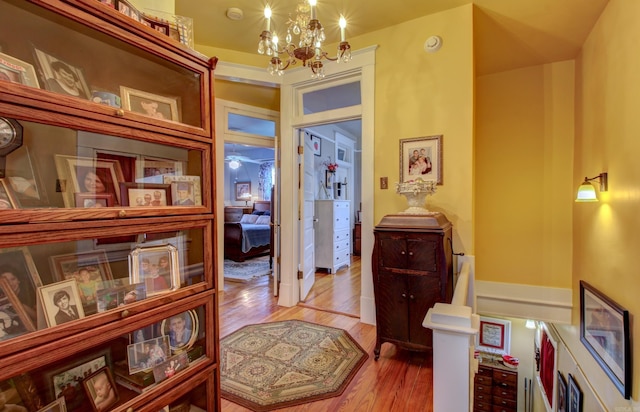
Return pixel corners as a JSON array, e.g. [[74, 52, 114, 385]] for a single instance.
[[258, 0, 351, 79]]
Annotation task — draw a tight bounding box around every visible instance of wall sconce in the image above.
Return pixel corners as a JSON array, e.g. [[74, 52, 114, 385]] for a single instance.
[[525, 319, 537, 329], [575, 172, 608, 202]]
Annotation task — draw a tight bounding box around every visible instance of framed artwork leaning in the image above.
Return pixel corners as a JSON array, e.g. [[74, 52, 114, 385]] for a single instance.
[[54, 155, 125, 207], [38, 279, 86, 327], [120, 86, 180, 122], [32, 47, 91, 99], [0, 247, 42, 324], [0, 51, 40, 87], [129, 244, 180, 296], [120, 182, 171, 207]]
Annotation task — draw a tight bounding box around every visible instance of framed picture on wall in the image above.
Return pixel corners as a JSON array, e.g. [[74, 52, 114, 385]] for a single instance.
[[235, 182, 251, 201], [310, 134, 321, 156], [399, 134, 442, 184], [476, 316, 511, 355]]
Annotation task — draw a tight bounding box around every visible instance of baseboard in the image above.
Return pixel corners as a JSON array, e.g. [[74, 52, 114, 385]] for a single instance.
[[475, 281, 572, 323]]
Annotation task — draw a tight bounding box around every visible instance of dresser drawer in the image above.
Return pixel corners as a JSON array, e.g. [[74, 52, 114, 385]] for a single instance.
[[475, 374, 492, 387], [493, 369, 517, 386], [474, 383, 492, 395], [335, 249, 351, 266], [474, 389, 492, 404], [491, 405, 517, 412], [492, 395, 517, 410], [334, 229, 350, 243], [492, 386, 517, 401], [473, 399, 492, 412], [477, 365, 493, 377]]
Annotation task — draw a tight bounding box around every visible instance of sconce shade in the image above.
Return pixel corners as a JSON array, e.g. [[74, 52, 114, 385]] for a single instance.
[[575, 182, 598, 202], [525, 319, 536, 329]]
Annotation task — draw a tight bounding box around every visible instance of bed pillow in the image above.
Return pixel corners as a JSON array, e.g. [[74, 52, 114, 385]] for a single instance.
[[240, 214, 259, 224], [252, 210, 265, 215], [255, 215, 271, 225]]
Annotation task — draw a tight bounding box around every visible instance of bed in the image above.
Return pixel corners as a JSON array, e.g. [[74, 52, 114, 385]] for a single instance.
[[224, 201, 272, 262]]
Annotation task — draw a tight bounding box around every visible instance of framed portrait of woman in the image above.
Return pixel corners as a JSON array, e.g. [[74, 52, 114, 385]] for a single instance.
[[54, 155, 125, 208]]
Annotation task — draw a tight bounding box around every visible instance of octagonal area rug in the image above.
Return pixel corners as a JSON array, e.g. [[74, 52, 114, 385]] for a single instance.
[[220, 319, 368, 411]]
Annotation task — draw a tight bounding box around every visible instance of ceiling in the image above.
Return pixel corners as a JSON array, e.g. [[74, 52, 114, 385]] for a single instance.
[[176, 0, 608, 76]]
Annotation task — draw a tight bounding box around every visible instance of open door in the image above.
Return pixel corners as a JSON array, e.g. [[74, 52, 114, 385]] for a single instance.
[[299, 130, 316, 300], [271, 141, 280, 296]]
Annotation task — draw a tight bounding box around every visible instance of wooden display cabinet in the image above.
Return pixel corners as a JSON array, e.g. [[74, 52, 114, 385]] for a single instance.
[[372, 213, 453, 360], [0, 1, 219, 410]]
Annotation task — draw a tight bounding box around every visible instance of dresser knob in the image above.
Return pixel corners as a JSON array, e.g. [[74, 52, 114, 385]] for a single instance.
[[401, 251, 405, 255], [401, 293, 407, 298], [408, 251, 413, 256], [116, 109, 125, 117], [118, 210, 127, 217], [121, 310, 130, 318]]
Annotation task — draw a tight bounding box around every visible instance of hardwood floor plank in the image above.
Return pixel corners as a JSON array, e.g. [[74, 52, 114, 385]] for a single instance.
[[220, 255, 433, 411]]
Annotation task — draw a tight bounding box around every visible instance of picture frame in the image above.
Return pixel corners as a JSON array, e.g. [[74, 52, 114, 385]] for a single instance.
[[310, 134, 321, 156], [399, 134, 443, 184], [49, 250, 114, 315], [135, 159, 184, 183], [235, 182, 251, 201], [0, 247, 42, 324], [82, 367, 119, 412], [36, 397, 67, 412], [43, 347, 110, 409], [96, 281, 146, 313], [0, 178, 18, 209], [0, 378, 30, 411], [152, 352, 189, 384], [126, 335, 171, 374], [3, 375, 45, 411], [557, 371, 567, 412], [129, 244, 180, 296], [0, 278, 36, 340], [567, 373, 583, 412], [74, 192, 115, 208], [5, 145, 50, 207], [0, 51, 40, 87], [163, 175, 202, 206], [538, 322, 558, 412], [476, 316, 511, 355], [38, 279, 85, 327], [160, 309, 199, 353], [579, 280, 631, 398], [32, 47, 91, 100], [54, 155, 125, 207], [119, 182, 172, 207], [120, 86, 180, 122]]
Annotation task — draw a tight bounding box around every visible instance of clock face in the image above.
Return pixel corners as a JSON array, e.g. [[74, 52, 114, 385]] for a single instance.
[[0, 117, 23, 156]]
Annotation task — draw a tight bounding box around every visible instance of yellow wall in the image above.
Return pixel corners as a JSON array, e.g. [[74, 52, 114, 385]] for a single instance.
[[354, 5, 475, 254], [214, 79, 280, 112], [475, 63, 574, 287], [576, 0, 640, 400]]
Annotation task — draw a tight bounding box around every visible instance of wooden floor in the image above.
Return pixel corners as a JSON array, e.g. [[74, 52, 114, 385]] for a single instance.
[[220, 256, 434, 411]]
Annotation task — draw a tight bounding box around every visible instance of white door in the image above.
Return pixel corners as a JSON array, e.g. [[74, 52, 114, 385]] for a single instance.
[[272, 139, 280, 296], [299, 131, 316, 300]]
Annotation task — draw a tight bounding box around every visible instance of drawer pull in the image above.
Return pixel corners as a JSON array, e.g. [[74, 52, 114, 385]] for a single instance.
[[121, 310, 130, 318], [116, 109, 125, 117]]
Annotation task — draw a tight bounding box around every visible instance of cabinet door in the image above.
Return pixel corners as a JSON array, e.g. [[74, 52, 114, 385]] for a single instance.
[[405, 236, 438, 272], [377, 234, 408, 270], [375, 272, 409, 342], [407, 273, 441, 347]]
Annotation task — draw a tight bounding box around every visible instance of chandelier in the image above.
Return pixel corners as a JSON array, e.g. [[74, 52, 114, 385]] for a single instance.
[[258, 0, 351, 79]]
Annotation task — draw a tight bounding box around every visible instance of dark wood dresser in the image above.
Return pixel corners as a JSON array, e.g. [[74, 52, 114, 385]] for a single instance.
[[372, 213, 453, 360], [474, 355, 518, 412], [224, 206, 252, 222], [353, 222, 362, 256]]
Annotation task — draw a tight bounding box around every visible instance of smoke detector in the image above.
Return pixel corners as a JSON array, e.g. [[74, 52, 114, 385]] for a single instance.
[[226, 7, 244, 21], [424, 36, 443, 53]]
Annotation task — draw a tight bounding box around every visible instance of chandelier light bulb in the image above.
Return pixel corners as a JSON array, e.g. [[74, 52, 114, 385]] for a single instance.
[[339, 16, 346, 42]]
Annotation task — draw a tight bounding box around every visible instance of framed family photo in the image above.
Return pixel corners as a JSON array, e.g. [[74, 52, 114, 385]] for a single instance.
[[38, 279, 85, 327], [75, 193, 115, 208], [54, 155, 125, 207], [120, 86, 180, 122], [135, 159, 184, 183], [32, 47, 91, 100], [0, 247, 42, 324], [120, 182, 171, 207], [0, 51, 40, 88], [476, 316, 511, 355], [96, 282, 146, 313], [129, 244, 180, 296], [579, 280, 631, 398], [127, 335, 170, 374], [0, 278, 36, 340], [399, 134, 443, 184]]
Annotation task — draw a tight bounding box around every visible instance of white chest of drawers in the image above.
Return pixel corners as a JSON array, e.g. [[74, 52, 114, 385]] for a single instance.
[[315, 200, 351, 273]]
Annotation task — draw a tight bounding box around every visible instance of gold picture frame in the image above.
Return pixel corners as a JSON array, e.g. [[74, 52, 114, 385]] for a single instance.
[[399, 134, 443, 184], [129, 244, 180, 296]]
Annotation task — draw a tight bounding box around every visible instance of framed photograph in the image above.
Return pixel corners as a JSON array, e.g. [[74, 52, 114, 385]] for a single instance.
[[82, 367, 118, 412], [49, 250, 114, 315], [6, 145, 50, 207], [164, 175, 202, 206], [557, 371, 567, 412], [129, 244, 180, 296], [135, 159, 184, 183], [126, 335, 170, 374], [0, 51, 40, 88], [54, 155, 125, 207], [120, 182, 171, 207], [130, 323, 161, 344], [235, 182, 251, 201], [74, 193, 115, 208], [97, 0, 115, 8], [152, 352, 189, 384], [310, 134, 321, 156], [0, 278, 36, 340], [579, 280, 630, 398], [120, 86, 180, 122], [32, 47, 91, 99], [0, 247, 42, 323], [538, 322, 558, 412], [36, 397, 67, 412], [0, 179, 17, 209], [476, 316, 511, 355], [567, 374, 582, 412], [399, 134, 443, 184], [43, 347, 110, 409], [38, 279, 85, 327], [96, 282, 146, 313], [161, 309, 199, 353]]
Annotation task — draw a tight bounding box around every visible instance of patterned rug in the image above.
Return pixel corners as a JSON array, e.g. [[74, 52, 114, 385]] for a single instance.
[[220, 320, 368, 411], [224, 255, 271, 283]]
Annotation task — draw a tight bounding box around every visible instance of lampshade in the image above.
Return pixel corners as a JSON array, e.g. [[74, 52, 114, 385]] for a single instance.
[[525, 319, 536, 329], [575, 182, 598, 202]]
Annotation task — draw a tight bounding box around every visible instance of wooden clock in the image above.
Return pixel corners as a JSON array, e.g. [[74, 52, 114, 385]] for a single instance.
[[0, 117, 23, 178]]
